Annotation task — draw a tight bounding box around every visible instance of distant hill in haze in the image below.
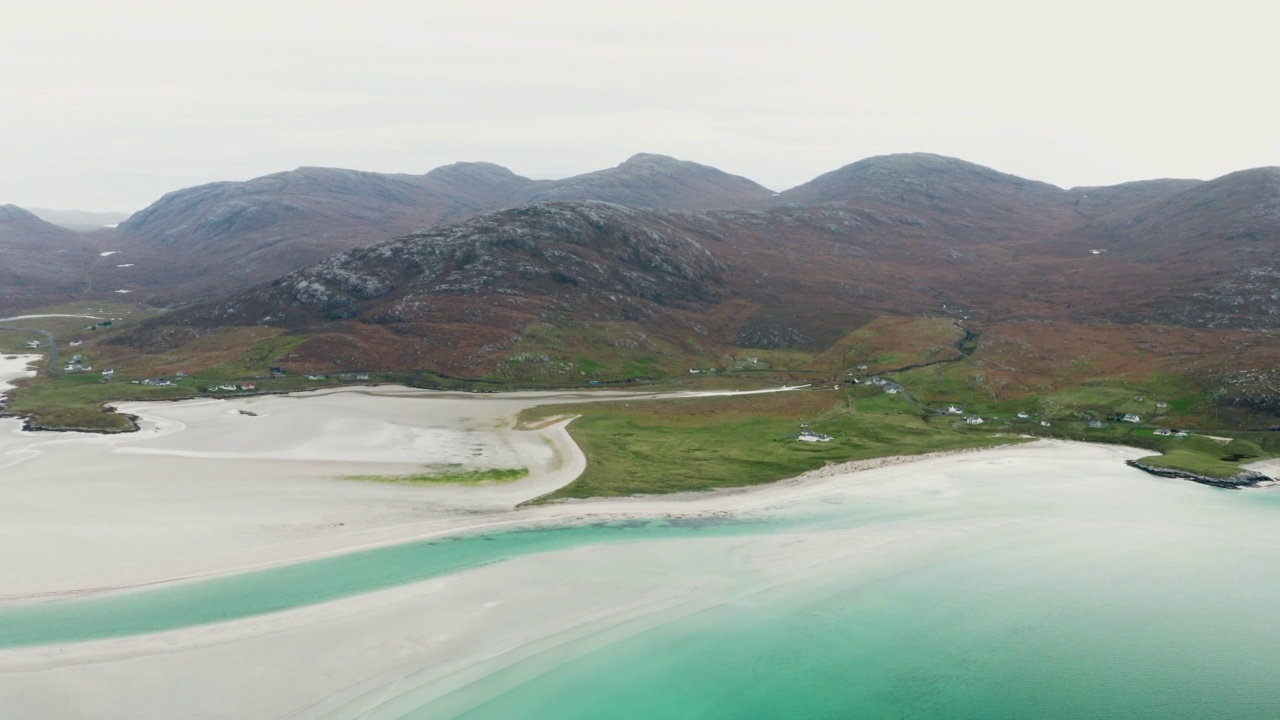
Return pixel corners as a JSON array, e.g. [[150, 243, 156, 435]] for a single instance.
[[27, 208, 132, 231]]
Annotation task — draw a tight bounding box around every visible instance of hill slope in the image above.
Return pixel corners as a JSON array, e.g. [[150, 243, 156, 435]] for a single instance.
[[0, 205, 98, 311]]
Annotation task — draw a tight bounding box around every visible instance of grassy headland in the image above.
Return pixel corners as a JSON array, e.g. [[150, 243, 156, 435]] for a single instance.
[[520, 387, 1022, 502]]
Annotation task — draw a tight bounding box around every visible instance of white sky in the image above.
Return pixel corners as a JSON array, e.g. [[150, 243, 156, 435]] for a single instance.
[[2, 0, 1277, 212]]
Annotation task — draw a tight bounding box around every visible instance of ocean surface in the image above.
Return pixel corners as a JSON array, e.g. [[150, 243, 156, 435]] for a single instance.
[[405, 464, 1280, 719]]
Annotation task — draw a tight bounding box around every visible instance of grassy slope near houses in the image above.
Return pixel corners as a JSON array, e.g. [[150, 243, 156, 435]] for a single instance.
[[519, 387, 1022, 502], [4, 309, 1278, 486]]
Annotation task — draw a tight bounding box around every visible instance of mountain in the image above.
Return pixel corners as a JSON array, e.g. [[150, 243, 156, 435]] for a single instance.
[[116, 156, 1280, 376], [0, 205, 98, 311], [1067, 179, 1203, 219], [511, 153, 775, 209], [100, 154, 776, 303], [779, 153, 1071, 211], [1059, 167, 1280, 328], [105, 164, 534, 302], [26, 208, 132, 231], [131, 202, 734, 369]]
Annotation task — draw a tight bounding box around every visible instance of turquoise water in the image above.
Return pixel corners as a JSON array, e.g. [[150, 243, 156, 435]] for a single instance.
[[431, 522, 1280, 719], [0, 518, 778, 648], [392, 476, 1280, 719]]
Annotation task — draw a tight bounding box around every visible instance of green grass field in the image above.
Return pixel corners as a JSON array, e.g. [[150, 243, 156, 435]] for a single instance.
[[521, 389, 1022, 502]]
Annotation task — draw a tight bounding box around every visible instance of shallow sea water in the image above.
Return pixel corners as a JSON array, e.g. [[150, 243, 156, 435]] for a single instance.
[[408, 467, 1280, 719], [0, 518, 782, 648]]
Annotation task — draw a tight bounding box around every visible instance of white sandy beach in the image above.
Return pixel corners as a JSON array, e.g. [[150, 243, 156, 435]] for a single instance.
[[0, 353, 802, 598], [0, 352, 1267, 718]]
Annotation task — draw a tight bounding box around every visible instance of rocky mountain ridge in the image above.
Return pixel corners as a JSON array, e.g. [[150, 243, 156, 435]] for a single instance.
[[9, 153, 1280, 359], [127, 154, 1280, 381], [96, 154, 778, 301]]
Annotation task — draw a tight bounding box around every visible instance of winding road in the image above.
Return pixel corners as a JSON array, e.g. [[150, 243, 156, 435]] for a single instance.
[[0, 314, 104, 376]]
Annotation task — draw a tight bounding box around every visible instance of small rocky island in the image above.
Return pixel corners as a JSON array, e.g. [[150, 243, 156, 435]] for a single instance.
[[1126, 460, 1275, 489]]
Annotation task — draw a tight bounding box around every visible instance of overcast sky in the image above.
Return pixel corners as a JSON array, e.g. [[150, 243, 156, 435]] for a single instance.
[[2, 0, 1277, 212]]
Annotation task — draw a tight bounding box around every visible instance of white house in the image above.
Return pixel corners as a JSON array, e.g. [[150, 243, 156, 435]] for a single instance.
[[1122, 413, 1141, 423], [25, 340, 40, 348], [1154, 428, 1172, 436], [965, 416, 984, 425], [1040, 421, 1051, 427], [946, 405, 964, 415], [798, 428, 834, 443], [1017, 411, 1030, 419]]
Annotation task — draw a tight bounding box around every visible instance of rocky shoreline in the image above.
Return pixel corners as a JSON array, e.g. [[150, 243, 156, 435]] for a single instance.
[[1125, 459, 1275, 489]]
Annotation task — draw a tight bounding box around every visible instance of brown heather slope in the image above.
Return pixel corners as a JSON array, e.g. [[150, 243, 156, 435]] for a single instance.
[[1041, 168, 1280, 329]]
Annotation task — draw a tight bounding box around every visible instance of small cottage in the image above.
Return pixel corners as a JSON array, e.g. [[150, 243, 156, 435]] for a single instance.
[[798, 428, 834, 443]]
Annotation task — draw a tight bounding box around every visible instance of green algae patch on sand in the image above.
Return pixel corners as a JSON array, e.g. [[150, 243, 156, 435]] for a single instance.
[[344, 466, 530, 486]]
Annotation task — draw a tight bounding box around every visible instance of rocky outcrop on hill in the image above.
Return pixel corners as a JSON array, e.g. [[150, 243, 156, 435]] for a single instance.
[[167, 202, 727, 329]]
